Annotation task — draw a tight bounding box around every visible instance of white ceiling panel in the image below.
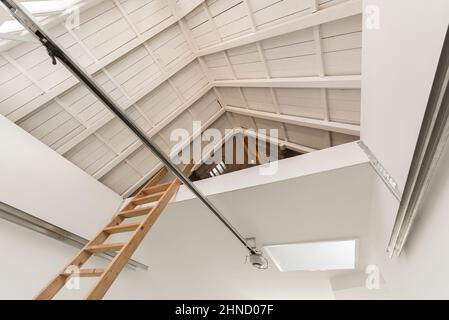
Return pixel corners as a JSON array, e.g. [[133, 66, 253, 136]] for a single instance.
[[203, 52, 234, 80], [275, 88, 324, 119], [171, 61, 209, 100], [327, 89, 361, 124], [242, 87, 277, 113], [248, 0, 310, 29], [216, 87, 245, 107], [185, 5, 219, 49], [284, 123, 332, 149], [227, 43, 267, 79]]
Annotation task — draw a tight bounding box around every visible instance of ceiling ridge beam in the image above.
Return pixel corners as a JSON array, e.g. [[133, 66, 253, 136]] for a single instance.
[[8, 0, 361, 123], [212, 76, 361, 89], [225, 105, 360, 136], [54, 54, 197, 155], [5, 0, 204, 122], [77, 0, 204, 75], [240, 127, 318, 154]]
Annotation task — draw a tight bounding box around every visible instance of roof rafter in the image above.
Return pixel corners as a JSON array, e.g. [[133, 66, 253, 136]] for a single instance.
[[121, 108, 225, 197], [1, 0, 363, 196], [7, 0, 362, 123], [196, 0, 362, 56], [93, 84, 214, 179], [225, 105, 360, 136]]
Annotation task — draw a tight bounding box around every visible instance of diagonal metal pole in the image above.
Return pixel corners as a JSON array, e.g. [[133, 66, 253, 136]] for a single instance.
[[1, 0, 258, 255]]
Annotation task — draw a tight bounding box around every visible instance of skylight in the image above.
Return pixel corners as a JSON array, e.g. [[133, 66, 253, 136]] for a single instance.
[[264, 240, 357, 272], [0, 20, 23, 33], [0, 0, 78, 35], [21, 1, 64, 15]]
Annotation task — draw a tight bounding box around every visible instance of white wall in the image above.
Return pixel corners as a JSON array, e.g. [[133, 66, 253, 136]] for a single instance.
[[361, 0, 449, 191], [0, 115, 122, 239], [0, 141, 371, 299], [362, 143, 449, 299], [344, 0, 449, 299]]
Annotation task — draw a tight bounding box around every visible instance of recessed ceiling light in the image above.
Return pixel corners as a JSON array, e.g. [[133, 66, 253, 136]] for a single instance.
[[264, 239, 357, 272]]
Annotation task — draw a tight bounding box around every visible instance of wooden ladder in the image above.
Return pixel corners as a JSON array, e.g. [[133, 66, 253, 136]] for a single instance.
[[35, 164, 192, 300]]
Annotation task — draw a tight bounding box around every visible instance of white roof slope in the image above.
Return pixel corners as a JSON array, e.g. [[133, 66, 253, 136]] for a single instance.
[[0, 0, 362, 196]]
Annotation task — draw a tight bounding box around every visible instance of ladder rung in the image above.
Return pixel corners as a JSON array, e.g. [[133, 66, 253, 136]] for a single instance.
[[142, 182, 171, 195], [132, 191, 165, 205], [86, 243, 125, 253], [104, 222, 141, 234], [61, 268, 104, 277], [118, 207, 153, 218]]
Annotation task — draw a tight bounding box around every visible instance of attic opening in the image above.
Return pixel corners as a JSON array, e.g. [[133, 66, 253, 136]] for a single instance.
[[190, 132, 302, 181]]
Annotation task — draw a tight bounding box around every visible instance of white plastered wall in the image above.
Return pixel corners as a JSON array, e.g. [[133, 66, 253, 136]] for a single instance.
[[0, 115, 122, 239]]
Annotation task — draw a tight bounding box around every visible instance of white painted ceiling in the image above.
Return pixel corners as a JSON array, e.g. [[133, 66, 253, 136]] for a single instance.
[[51, 145, 372, 299], [0, 0, 362, 197]]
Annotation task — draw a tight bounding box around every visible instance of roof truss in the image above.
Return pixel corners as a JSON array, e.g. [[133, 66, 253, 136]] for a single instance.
[[0, 0, 363, 196]]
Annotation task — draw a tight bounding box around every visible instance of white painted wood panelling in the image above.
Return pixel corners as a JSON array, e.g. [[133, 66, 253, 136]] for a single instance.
[[331, 131, 358, 146], [321, 14, 362, 75], [231, 113, 255, 129], [171, 60, 209, 100], [159, 112, 194, 149], [49, 24, 96, 69], [284, 123, 330, 149], [318, 0, 350, 10], [0, 53, 43, 118], [64, 134, 117, 175], [126, 105, 153, 133], [216, 87, 245, 107], [137, 82, 183, 126], [100, 160, 142, 195], [127, 146, 160, 176], [242, 88, 277, 113], [189, 90, 222, 122], [58, 84, 110, 127], [254, 118, 288, 140], [105, 45, 161, 98], [97, 117, 138, 153], [221, 87, 360, 124], [275, 88, 324, 119], [157, 90, 220, 148], [209, 112, 233, 136], [93, 71, 129, 107], [8, 42, 72, 93], [229, 112, 359, 149], [151, 134, 171, 154], [0, 0, 362, 197]]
